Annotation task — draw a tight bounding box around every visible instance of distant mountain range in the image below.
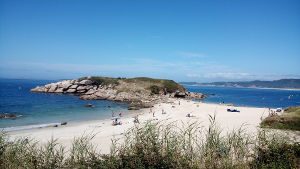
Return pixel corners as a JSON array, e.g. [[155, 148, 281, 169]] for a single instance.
[[181, 79, 300, 89]]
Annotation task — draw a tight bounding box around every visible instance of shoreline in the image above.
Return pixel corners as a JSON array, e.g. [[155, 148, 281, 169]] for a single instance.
[[187, 84, 300, 91], [2, 99, 267, 132], [7, 99, 273, 154]]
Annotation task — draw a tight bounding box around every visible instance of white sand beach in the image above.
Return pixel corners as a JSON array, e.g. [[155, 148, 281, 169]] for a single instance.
[[8, 99, 269, 154]]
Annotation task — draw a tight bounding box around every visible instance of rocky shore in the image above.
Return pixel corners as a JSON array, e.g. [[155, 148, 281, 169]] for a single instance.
[[31, 77, 205, 110], [0, 113, 21, 119]]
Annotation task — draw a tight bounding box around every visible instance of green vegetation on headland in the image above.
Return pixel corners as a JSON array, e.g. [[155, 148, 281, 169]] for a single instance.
[[183, 79, 300, 89], [80, 76, 186, 93], [1, 116, 299, 169], [31, 76, 204, 110], [261, 106, 300, 131]]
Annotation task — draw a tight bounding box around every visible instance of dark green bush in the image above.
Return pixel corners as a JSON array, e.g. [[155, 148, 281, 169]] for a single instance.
[[89, 76, 119, 86], [163, 80, 184, 93], [149, 85, 161, 95], [251, 131, 300, 169]]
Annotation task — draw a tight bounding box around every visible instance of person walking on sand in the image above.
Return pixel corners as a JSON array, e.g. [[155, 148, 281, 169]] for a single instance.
[[153, 112, 155, 117], [112, 111, 115, 117], [134, 115, 139, 123]]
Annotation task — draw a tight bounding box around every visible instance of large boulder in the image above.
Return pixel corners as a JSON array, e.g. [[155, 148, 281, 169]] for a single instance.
[[57, 80, 72, 89], [54, 88, 64, 93], [77, 85, 93, 91], [48, 85, 58, 93], [66, 88, 76, 93], [174, 92, 186, 98], [85, 89, 97, 95], [77, 90, 86, 93], [31, 86, 46, 92], [187, 92, 205, 99], [69, 85, 78, 89]]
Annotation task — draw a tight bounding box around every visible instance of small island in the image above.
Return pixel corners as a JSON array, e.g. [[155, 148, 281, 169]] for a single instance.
[[31, 76, 204, 110]]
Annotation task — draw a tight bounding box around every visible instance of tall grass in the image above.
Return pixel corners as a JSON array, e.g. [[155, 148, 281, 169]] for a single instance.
[[0, 116, 299, 169]]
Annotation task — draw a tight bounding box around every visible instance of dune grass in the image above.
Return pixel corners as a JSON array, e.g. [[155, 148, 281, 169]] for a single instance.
[[1, 116, 299, 169], [261, 106, 300, 131]]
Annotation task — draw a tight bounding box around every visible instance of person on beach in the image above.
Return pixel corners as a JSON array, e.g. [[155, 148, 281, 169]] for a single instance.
[[179, 101, 180, 105], [112, 111, 115, 117], [134, 115, 139, 123], [119, 112, 122, 117], [153, 112, 155, 117]]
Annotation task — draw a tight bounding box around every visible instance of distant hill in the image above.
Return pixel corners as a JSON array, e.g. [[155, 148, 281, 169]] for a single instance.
[[181, 79, 300, 89]]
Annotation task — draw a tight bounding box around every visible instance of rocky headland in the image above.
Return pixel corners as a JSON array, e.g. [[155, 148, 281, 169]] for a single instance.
[[31, 76, 205, 110]]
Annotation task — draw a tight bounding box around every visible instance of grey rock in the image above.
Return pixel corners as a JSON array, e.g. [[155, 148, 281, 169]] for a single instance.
[[48, 85, 58, 93], [77, 85, 93, 91], [79, 80, 93, 85], [61, 122, 67, 125], [0, 113, 18, 119], [31, 86, 46, 92], [69, 85, 78, 89], [66, 88, 76, 93], [174, 92, 186, 98], [57, 80, 72, 89], [54, 88, 64, 93], [77, 90, 86, 93], [85, 89, 97, 95]]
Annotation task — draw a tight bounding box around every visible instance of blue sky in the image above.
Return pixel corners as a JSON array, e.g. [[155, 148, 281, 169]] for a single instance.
[[0, 0, 299, 82]]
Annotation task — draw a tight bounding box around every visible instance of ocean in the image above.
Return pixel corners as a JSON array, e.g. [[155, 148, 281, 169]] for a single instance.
[[0, 79, 300, 130], [0, 79, 128, 130], [186, 85, 300, 108]]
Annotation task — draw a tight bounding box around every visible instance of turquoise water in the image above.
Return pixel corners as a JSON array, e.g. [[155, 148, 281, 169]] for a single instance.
[[0, 79, 128, 129]]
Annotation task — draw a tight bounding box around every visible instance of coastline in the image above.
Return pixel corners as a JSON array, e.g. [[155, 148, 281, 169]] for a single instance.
[[8, 98, 272, 154], [188, 84, 300, 91]]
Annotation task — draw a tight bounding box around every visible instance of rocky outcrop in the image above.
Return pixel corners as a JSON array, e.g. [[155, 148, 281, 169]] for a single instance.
[[0, 113, 20, 119], [31, 77, 205, 110], [186, 92, 206, 99]]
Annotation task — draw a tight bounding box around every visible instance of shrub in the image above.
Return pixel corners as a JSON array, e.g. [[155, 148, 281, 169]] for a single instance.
[[251, 130, 300, 169], [261, 106, 300, 131], [163, 80, 184, 93], [149, 85, 161, 95], [89, 77, 119, 86], [0, 116, 299, 168]]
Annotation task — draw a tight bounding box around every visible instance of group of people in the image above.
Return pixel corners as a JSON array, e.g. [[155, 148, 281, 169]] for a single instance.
[[150, 108, 167, 117], [112, 111, 123, 126]]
